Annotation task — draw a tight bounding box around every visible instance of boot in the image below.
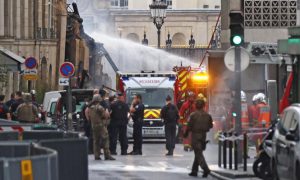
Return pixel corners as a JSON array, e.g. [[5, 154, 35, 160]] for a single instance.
[[188, 172, 198, 177], [94, 157, 102, 160], [202, 169, 211, 178], [105, 156, 116, 160]]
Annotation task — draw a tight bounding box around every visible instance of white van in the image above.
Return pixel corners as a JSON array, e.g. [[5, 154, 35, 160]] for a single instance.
[[45, 98, 58, 124], [43, 91, 62, 124]]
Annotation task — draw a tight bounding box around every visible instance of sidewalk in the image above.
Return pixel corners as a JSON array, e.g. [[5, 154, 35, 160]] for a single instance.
[[204, 144, 260, 180]]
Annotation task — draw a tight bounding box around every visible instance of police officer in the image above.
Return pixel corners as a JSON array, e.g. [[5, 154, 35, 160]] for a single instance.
[[10, 91, 24, 120], [185, 99, 213, 178], [129, 94, 145, 155], [161, 95, 179, 156], [86, 94, 115, 160], [16, 93, 39, 123], [109, 92, 130, 155]]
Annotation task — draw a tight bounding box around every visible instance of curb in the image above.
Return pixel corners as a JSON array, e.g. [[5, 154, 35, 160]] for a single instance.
[[210, 171, 232, 180]]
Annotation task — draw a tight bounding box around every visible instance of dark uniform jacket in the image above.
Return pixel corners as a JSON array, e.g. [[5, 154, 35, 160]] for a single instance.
[[131, 103, 145, 123], [110, 100, 129, 126], [188, 110, 213, 146], [161, 103, 179, 125], [189, 110, 213, 132]]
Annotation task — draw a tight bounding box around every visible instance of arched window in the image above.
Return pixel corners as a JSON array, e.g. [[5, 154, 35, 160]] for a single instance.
[[41, 56, 47, 80], [48, 64, 52, 89], [126, 33, 140, 42], [172, 33, 186, 46]]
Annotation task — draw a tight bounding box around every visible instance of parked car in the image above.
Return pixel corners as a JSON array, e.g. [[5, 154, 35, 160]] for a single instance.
[[272, 104, 300, 180]]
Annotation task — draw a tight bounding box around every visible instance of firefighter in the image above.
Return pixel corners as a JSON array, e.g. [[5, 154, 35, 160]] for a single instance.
[[248, 95, 259, 128], [179, 91, 196, 151], [86, 94, 115, 160], [241, 91, 249, 130], [255, 93, 270, 128]]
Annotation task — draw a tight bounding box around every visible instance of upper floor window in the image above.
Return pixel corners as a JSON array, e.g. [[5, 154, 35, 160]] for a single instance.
[[111, 0, 128, 8], [163, 0, 172, 9]]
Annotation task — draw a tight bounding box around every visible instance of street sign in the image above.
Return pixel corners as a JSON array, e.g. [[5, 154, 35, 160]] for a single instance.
[[59, 62, 75, 77], [23, 74, 38, 80], [224, 47, 250, 72], [59, 78, 69, 86], [23, 69, 37, 75], [23, 69, 38, 80], [25, 57, 37, 69]]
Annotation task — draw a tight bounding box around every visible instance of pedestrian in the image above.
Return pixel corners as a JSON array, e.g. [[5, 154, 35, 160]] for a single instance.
[[0, 95, 11, 120], [5, 93, 15, 109], [86, 94, 115, 161], [184, 99, 213, 178], [129, 94, 145, 155], [10, 91, 24, 120], [16, 93, 39, 123], [161, 95, 179, 156], [109, 92, 129, 155]]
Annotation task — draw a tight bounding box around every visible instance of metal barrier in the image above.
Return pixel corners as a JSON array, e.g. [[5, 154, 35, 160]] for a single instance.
[[0, 128, 88, 180], [218, 132, 248, 171], [22, 131, 88, 180], [0, 142, 58, 180], [0, 131, 19, 141]]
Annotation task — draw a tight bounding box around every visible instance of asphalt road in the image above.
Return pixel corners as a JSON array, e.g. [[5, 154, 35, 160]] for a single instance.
[[88, 143, 219, 180]]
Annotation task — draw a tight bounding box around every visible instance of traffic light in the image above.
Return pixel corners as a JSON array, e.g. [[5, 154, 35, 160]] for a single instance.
[[229, 11, 244, 46]]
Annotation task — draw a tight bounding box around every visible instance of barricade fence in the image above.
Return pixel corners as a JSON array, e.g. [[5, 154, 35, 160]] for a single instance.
[[0, 142, 58, 180], [0, 130, 88, 180], [217, 128, 268, 171]]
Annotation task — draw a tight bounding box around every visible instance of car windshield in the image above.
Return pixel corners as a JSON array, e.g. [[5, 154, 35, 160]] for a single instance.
[[126, 88, 173, 108]]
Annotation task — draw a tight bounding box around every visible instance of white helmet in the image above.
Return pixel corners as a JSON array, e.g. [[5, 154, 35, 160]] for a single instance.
[[30, 90, 36, 95], [256, 93, 266, 103], [241, 91, 246, 102], [252, 95, 258, 102]]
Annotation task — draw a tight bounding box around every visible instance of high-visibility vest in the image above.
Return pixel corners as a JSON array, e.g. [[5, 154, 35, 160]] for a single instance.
[[257, 103, 271, 128], [241, 102, 249, 130]]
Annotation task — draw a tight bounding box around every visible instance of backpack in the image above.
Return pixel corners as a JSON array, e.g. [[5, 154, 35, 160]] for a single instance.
[[164, 104, 178, 124]]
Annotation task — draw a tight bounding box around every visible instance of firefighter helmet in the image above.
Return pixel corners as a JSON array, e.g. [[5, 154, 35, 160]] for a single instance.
[[241, 91, 246, 102], [197, 93, 207, 102], [252, 94, 257, 102], [256, 93, 266, 103], [187, 91, 195, 97]]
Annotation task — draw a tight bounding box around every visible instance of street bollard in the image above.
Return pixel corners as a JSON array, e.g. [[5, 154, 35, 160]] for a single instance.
[[234, 133, 238, 170], [218, 132, 222, 167], [243, 133, 247, 171], [223, 132, 227, 169], [228, 132, 233, 170]]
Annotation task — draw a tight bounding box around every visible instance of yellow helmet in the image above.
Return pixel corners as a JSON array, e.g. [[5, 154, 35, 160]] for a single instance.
[[197, 93, 207, 102]]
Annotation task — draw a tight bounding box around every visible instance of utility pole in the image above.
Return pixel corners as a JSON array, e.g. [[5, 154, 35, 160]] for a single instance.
[[229, 10, 244, 163]]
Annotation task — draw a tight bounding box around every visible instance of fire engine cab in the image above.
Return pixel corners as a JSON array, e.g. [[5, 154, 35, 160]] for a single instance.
[[117, 71, 177, 138]]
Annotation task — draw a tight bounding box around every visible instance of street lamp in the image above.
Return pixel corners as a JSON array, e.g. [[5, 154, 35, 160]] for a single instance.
[[149, 0, 167, 48]]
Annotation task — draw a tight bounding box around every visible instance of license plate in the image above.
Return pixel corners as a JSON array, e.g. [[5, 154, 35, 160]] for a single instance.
[[143, 129, 159, 135]]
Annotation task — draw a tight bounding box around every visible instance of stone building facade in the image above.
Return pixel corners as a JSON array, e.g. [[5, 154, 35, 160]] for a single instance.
[[0, 0, 67, 99], [72, 0, 221, 48]]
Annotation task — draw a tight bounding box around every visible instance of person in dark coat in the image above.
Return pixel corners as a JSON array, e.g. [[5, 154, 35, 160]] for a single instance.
[[129, 94, 145, 155], [109, 92, 130, 155], [10, 91, 24, 120], [184, 99, 213, 178], [161, 95, 179, 156]]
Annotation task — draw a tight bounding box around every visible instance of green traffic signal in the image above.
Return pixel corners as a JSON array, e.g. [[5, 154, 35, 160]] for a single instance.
[[232, 35, 243, 46]]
